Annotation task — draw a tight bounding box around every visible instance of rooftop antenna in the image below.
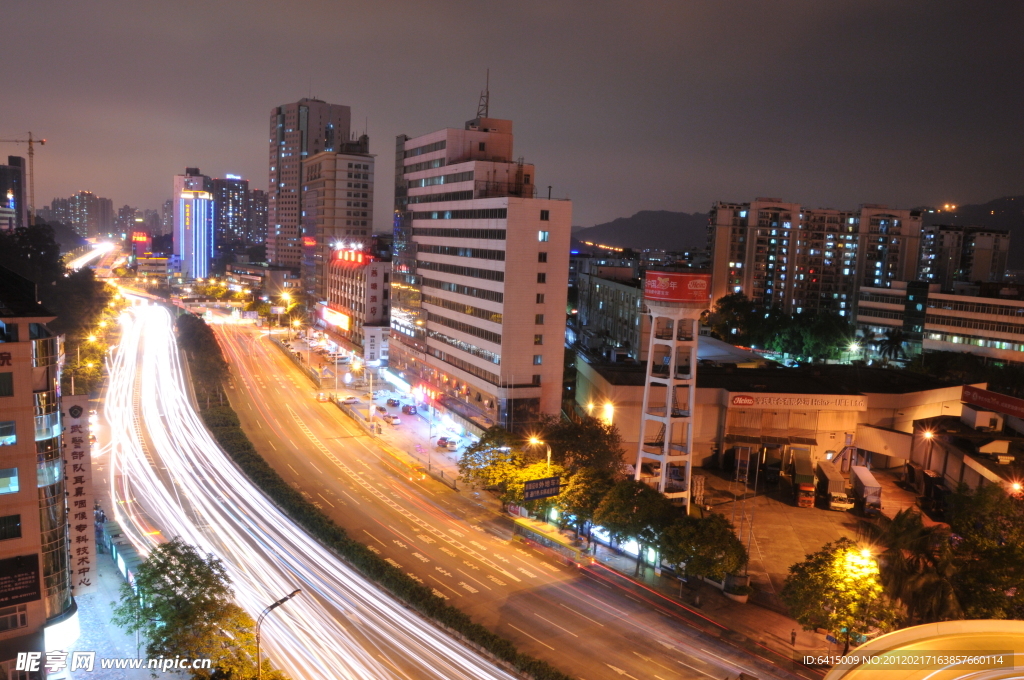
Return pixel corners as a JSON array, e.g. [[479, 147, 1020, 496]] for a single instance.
[[476, 69, 489, 119]]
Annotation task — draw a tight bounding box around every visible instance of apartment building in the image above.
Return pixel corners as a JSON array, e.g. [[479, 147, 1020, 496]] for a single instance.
[[389, 114, 571, 433], [708, 198, 923, 316], [918, 224, 1009, 290], [317, 246, 391, 363], [0, 268, 75, 675]]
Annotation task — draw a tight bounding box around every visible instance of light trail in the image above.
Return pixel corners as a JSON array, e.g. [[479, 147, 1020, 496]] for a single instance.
[[106, 301, 518, 680], [66, 242, 115, 270]]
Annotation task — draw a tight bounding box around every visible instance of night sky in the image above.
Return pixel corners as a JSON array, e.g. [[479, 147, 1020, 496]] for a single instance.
[[3, 1, 1022, 229]]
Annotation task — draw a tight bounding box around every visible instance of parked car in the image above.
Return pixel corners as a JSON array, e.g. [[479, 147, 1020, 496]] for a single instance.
[[445, 439, 459, 451], [376, 405, 388, 415], [383, 415, 401, 425], [436, 437, 450, 448], [341, 397, 361, 405], [316, 392, 330, 402], [401, 405, 417, 415], [386, 398, 400, 407]]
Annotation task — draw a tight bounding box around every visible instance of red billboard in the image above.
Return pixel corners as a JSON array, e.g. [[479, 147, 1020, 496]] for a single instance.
[[962, 385, 1024, 420], [643, 272, 711, 303]]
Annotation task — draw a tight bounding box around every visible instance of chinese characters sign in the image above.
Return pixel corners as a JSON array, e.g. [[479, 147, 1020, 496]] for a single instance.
[[63, 395, 97, 595], [0, 555, 41, 607], [523, 476, 562, 501], [643, 272, 711, 303]]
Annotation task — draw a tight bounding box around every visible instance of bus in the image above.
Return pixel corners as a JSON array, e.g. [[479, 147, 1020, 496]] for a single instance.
[[512, 517, 592, 566]]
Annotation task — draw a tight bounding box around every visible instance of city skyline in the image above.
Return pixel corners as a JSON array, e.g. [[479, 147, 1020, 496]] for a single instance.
[[1, 2, 1021, 233]]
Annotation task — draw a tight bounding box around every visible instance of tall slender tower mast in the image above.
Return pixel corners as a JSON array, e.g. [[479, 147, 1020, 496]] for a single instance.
[[477, 69, 490, 119]]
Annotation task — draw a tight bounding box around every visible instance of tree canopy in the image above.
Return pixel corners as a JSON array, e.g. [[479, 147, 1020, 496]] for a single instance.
[[112, 537, 287, 679], [660, 513, 747, 581], [594, 480, 676, 575]]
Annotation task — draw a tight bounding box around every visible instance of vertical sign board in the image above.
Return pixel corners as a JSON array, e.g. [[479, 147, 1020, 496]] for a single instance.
[[643, 272, 712, 303], [63, 395, 97, 595], [0, 555, 41, 607], [523, 476, 562, 502]]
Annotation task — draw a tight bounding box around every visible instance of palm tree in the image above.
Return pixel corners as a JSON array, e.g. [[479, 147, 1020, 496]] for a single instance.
[[878, 329, 906, 363], [863, 509, 961, 624], [855, 329, 878, 360]]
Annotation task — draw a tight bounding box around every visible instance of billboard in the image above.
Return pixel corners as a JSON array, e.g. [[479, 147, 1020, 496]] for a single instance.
[[643, 272, 711, 303], [64, 395, 97, 595], [321, 306, 351, 331], [962, 385, 1024, 420], [523, 476, 562, 501], [0, 554, 41, 607]]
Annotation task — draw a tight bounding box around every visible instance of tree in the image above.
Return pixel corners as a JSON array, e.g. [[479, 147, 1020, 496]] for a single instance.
[[458, 426, 526, 496], [860, 509, 960, 624], [878, 329, 906, 362], [594, 480, 675, 576], [556, 468, 615, 540], [538, 414, 625, 475], [945, 483, 1024, 619], [503, 461, 567, 507], [660, 514, 747, 581], [112, 537, 287, 679], [175, 313, 230, 406], [781, 537, 900, 653], [708, 293, 756, 343], [855, 329, 878, 360]]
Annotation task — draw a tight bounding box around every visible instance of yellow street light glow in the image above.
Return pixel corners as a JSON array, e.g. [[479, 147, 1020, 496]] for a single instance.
[[922, 430, 933, 439], [848, 342, 860, 352], [87, 335, 97, 342], [99, 321, 107, 328], [1012, 482, 1022, 493], [528, 437, 542, 446], [292, 320, 300, 327]]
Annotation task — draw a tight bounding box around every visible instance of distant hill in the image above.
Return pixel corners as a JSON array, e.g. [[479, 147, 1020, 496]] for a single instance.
[[572, 210, 708, 252], [922, 196, 1024, 268]]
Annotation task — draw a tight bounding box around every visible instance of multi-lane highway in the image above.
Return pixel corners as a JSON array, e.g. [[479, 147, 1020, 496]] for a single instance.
[[106, 301, 521, 679], [212, 314, 818, 680]]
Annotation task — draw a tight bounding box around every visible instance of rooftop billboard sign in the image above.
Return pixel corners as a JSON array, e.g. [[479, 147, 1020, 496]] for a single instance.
[[643, 272, 711, 303]]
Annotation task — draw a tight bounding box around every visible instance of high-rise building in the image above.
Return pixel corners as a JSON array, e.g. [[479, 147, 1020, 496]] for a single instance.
[[247, 189, 268, 246], [96, 197, 114, 236], [318, 244, 391, 363], [389, 113, 571, 433], [918, 224, 1010, 290], [0, 267, 75, 670], [161, 199, 174, 235], [115, 205, 138, 232], [301, 139, 373, 300], [267, 98, 353, 270], [172, 168, 215, 279], [708, 199, 923, 316], [0, 157, 28, 230], [212, 175, 250, 247], [67, 191, 99, 238]]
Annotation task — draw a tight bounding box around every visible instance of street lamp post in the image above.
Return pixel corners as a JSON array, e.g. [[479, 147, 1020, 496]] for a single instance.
[[256, 589, 301, 680], [529, 437, 552, 474]]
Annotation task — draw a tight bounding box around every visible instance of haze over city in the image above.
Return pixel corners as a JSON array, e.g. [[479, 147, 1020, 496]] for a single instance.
[[2, 1, 1022, 228]]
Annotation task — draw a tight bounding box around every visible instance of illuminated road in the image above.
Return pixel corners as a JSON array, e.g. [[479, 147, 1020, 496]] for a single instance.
[[66, 242, 115, 270], [106, 301, 520, 680], [213, 315, 817, 680]]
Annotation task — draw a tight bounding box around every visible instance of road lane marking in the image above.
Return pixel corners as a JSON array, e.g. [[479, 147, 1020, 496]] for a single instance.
[[309, 462, 323, 474], [268, 440, 277, 450], [286, 464, 299, 475], [429, 576, 462, 597], [698, 648, 755, 676], [507, 624, 554, 651], [675, 659, 715, 678], [363, 529, 386, 546], [340, 490, 361, 505], [456, 568, 492, 591], [634, 651, 687, 677], [534, 613, 578, 638], [316, 493, 334, 508], [558, 602, 605, 626]]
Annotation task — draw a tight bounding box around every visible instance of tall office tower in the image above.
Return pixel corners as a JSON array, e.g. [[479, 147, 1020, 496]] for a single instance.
[[390, 114, 571, 432], [708, 198, 922, 316], [267, 98, 352, 270], [0, 268, 75, 670], [918, 224, 1010, 289], [247, 189, 268, 246], [212, 175, 250, 246], [67, 191, 100, 237], [172, 168, 215, 279], [96, 197, 114, 236], [143, 209, 162, 236], [301, 135, 373, 300], [0, 156, 28, 230], [161, 199, 174, 234]]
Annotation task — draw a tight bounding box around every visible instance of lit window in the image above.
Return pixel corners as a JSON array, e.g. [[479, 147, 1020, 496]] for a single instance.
[[533, 355, 543, 365], [0, 468, 18, 495], [538, 230, 549, 242], [0, 422, 13, 446]]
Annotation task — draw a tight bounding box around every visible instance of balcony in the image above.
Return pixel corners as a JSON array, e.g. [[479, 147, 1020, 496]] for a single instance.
[[32, 336, 63, 367]]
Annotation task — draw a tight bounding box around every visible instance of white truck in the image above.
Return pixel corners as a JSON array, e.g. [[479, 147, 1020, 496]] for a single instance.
[[816, 460, 854, 511], [851, 465, 882, 517]]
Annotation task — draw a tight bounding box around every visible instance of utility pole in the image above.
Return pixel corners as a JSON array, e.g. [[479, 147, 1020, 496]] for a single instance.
[[0, 132, 46, 224]]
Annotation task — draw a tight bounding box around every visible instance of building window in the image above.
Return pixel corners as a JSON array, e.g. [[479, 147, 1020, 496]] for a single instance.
[[534, 334, 543, 345], [537, 252, 547, 263], [478, 142, 486, 151], [0, 604, 27, 633], [0, 373, 11, 397], [0, 422, 13, 446], [532, 374, 541, 386], [533, 355, 543, 365], [535, 314, 544, 325], [538, 230, 549, 242], [0, 468, 18, 495], [536, 293, 545, 303], [0, 514, 20, 541], [540, 210, 550, 221], [537, 273, 546, 284]]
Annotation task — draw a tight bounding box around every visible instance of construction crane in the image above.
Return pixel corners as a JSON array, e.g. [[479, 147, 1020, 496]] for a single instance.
[[0, 132, 46, 224]]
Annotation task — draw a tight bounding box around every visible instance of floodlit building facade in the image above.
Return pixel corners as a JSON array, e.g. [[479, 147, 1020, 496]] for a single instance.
[[389, 113, 571, 433], [317, 246, 391, 363], [212, 176, 250, 246], [172, 168, 215, 280]]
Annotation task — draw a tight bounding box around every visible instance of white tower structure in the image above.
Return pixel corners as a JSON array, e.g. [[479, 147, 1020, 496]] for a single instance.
[[634, 271, 712, 510]]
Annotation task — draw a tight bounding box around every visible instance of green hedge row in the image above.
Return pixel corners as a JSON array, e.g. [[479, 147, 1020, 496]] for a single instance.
[[198, 401, 573, 680]]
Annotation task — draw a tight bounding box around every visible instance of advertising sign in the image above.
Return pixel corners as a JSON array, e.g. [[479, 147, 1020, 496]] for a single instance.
[[643, 272, 711, 303], [270, 306, 286, 315], [524, 476, 562, 501], [962, 385, 1024, 420], [321, 306, 351, 331], [64, 395, 97, 595], [0, 554, 41, 607]]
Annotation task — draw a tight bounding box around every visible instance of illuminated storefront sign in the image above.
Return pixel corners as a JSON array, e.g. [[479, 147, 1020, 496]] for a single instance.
[[321, 306, 351, 331]]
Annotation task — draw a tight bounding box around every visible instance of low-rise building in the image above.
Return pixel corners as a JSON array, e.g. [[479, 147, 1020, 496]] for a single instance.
[[225, 262, 301, 298], [315, 245, 391, 363], [136, 253, 180, 278]]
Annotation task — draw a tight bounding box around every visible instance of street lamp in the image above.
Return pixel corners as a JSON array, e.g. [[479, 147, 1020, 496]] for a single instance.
[[256, 589, 301, 680], [528, 437, 552, 474]]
